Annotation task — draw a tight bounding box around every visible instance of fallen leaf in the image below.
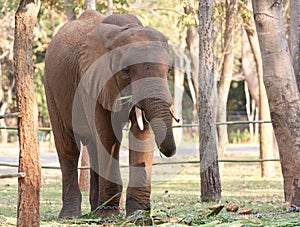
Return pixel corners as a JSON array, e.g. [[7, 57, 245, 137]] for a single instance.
[[237, 208, 252, 215], [226, 203, 239, 212], [167, 217, 181, 223]]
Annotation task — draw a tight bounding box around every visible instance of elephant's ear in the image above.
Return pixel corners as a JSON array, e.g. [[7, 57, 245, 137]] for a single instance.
[[78, 24, 128, 111]]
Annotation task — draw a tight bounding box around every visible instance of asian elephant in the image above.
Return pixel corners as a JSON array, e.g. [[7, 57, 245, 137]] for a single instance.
[[44, 10, 177, 219]]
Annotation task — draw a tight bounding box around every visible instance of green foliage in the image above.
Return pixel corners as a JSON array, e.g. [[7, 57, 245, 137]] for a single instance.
[[229, 129, 250, 144]]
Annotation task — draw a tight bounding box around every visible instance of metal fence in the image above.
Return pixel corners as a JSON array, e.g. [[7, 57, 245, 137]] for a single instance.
[[0, 112, 278, 179]]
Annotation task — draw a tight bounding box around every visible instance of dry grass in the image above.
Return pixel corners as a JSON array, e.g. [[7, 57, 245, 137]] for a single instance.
[[1, 144, 300, 226]]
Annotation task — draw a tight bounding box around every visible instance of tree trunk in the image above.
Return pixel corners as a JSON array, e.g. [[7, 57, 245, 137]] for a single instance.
[[185, 1, 199, 121], [172, 45, 185, 145], [107, 0, 113, 15], [217, 0, 237, 159], [242, 29, 258, 144], [64, 0, 76, 20], [243, 2, 276, 177], [252, 0, 300, 207], [290, 0, 300, 91], [14, 1, 41, 226], [79, 146, 90, 193], [198, 0, 221, 202], [84, 0, 96, 10], [244, 81, 255, 143]]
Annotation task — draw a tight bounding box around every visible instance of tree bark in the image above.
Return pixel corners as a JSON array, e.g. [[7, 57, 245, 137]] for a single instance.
[[14, 1, 41, 226], [243, 2, 276, 177], [64, 0, 76, 20], [172, 45, 185, 145], [107, 0, 113, 15], [198, 0, 221, 202], [217, 0, 237, 160], [290, 0, 300, 91], [252, 0, 300, 207], [79, 146, 90, 193], [84, 0, 96, 10]]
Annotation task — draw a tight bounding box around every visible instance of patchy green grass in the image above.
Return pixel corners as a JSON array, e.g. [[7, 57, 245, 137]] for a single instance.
[[1, 161, 300, 226]]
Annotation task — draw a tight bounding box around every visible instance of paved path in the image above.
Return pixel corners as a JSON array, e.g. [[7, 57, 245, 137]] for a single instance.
[[0, 143, 259, 174]]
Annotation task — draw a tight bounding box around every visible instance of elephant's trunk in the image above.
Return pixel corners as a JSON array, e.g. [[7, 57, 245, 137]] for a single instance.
[[140, 98, 176, 157]]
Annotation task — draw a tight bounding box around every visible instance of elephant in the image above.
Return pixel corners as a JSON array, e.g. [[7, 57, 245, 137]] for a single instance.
[[44, 10, 178, 219]]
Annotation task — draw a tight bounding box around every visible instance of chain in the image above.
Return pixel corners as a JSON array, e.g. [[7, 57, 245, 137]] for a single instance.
[[98, 205, 124, 210], [253, 204, 300, 218]]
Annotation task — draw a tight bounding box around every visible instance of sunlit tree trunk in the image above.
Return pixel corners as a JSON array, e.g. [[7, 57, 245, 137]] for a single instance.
[[84, 0, 96, 10], [217, 0, 237, 160], [172, 46, 185, 145], [107, 0, 113, 15], [290, 0, 300, 91], [14, 0, 41, 226], [242, 29, 258, 144], [79, 146, 90, 193], [252, 0, 300, 207], [198, 0, 221, 202], [185, 0, 199, 123], [243, 1, 276, 177]]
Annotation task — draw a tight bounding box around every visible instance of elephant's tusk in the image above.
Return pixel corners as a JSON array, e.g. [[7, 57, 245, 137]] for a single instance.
[[135, 106, 144, 131], [170, 105, 180, 123]]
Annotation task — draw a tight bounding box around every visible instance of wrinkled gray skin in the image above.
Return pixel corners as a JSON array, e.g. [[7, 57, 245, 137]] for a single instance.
[[44, 10, 176, 218]]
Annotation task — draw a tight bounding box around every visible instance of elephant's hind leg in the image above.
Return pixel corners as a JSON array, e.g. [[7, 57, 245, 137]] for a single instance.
[[56, 133, 82, 219], [45, 86, 82, 218]]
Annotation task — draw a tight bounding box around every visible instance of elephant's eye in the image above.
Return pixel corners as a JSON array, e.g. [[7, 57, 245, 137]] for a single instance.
[[168, 68, 172, 75]]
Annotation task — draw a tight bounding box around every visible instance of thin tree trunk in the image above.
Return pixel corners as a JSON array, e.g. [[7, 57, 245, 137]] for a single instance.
[[84, 0, 96, 10], [79, 146, 90, 193], [244, 81, 254, 143], [217, 0, 237, 159], [252, 0, 300, 207], [198, 0, 221, 202], [14, 1, 41, 226], [107, 0, 113, 15], [185, 0, 199, 121], [242, 29, 259, 104], [290, 0, 300, 91], [64, 0, 76, 20], [172, 45, 185, 145]]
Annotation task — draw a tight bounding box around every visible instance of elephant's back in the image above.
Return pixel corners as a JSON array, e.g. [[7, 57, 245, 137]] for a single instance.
[[45, 10, 104, 83], [44, 10, 104, 131]]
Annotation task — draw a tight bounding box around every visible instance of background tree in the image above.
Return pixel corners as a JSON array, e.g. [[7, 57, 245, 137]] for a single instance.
[[84, 0, 95, 11], [64, 0, 76, 20], [252, 0, 300, 207], [242, 0, 276, 177], [198, 0, 221, 202], [216, 0, 237, 160], [290, 0, 300, 91], [14, 0, 41, 226]]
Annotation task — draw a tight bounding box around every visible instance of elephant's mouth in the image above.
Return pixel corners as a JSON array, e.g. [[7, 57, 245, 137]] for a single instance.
[[133, 104, 179, 157], [134, 105, 180, 131]]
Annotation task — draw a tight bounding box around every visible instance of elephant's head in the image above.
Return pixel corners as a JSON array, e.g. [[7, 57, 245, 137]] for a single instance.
[[78, 16, 177, 157]]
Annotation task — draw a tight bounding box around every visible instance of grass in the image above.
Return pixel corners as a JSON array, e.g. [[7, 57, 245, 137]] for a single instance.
[[1, 159, 300, 226]]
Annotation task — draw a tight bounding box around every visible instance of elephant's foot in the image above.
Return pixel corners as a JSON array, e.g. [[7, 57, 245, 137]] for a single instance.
[[92, 206, 123, 218], [58, 205, 82, 219], [126, 195, 151, 217], [58, 195, 82, 219]]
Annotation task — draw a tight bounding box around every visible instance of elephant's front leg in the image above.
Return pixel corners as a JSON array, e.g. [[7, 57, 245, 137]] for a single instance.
[[126, 121, 154, 216], [89, 137, 123, 218]]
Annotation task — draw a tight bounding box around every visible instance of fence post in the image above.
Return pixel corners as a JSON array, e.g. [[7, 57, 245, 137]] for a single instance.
[[14, 1, 41, 226]]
